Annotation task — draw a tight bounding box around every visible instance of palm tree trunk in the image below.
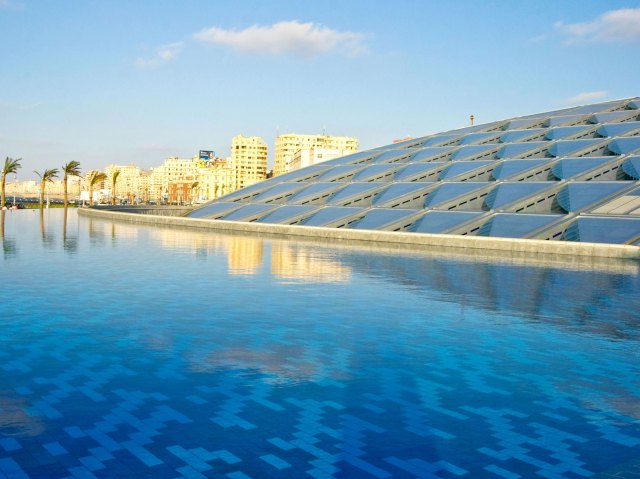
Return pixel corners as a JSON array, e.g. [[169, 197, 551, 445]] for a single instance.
[[1, 176, 6, 209], [63, 176, 68, 208], [39, 179, 45, 208]]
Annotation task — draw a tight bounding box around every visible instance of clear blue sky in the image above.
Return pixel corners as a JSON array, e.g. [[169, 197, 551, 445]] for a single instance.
[[2, 0, 639, 178]]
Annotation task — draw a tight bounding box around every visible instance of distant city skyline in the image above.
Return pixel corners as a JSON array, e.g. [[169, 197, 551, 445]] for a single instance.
[[2, 1, 640, 179]]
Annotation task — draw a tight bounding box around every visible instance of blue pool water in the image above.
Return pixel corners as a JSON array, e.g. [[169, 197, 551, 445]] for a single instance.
[[1, 208, 639, 479]]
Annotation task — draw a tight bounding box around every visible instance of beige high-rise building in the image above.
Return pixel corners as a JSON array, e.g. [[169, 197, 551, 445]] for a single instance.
[[274, 134, 358, 176], [149, 156, 199, 202], [231, 135, 267, 189], [105, 164, 147, 203]]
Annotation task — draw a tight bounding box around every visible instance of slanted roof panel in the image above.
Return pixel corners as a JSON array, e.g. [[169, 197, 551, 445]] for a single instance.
[[484, 182, 556, 210], [551, 157, 617, 180], [349, 208, 424, 231], [491, 159, 552, 180], [189, 202, 244, 219], [301, 206, 367, 227], [556, 182, 634, 212], [255, 204, 320, 225], [411, 211, 486, 233], [478, 213, 565, 238], [564, 217, 640, 244], [424, 182, 491, 208]]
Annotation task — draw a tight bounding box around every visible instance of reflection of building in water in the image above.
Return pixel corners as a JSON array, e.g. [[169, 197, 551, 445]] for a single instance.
[[271, 242, 351, 283], [227, 236, 263, 275], [149, 228, 231, 255]]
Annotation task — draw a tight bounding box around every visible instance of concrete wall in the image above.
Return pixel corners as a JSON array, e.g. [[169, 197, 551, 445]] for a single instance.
[[78, 208, 640, 260]]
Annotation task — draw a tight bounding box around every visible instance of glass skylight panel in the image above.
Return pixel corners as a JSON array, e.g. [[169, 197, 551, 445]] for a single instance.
[[410, 147, 457, 162], [439, 161, 494, 180], [273, 163, 333, 183], [484, 182, 556, 210], [450, 145, 497, 161], [505, 118, 547, 130], [252, 182, 308, 203], [424, 182, 491, 208], [607, 137, 640, 155], [394, 163, 446, 181], [301, 206, 367, 227], [411, 211, 486, 233], [353, 164, 403, 181], [220, 203, 280, 222], [458, 132, 500, 145], [596, 122, 640, 138], [556, 182, 634, 212], [551, 157, 616, 180], [370, 148, 416, 163], [217, 180, 274, 202], [421, 133, 462, 147], [477, 213, 565, 238], [325, 150, 380, 165], [316, 164, 367, 182], [568, 100, 627, 115], [491, 159, 551, 180], [254, 205, 319, 225], [497, 142, 550, 159], [544, 115, 589, 127], [548, 139, 609, 158], [327, 182, 388, 206], [622, 156, 640, 179], [628, 99, 640, 110], [286, 182, 346, 205], [373, 182, 436, 207], [545, 126, 596, 140], [590, 111, 639, 124], [348, 208, 424, 231], [188, 202, 244, 219], [499, 129, 546, 143], [565, 217, 640, 244]]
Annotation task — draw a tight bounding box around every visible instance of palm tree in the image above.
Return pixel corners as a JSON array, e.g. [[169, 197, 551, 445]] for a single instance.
[[87, 171, 107, 207], [1, 157, 22, 209], [34, 168, 59, 208], [61, 161, 82, 208], [111, 170, 121, 205], [190, 181, 199, 204]]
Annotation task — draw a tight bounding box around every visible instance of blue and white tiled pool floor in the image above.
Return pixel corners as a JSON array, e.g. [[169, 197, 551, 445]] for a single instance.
[[1, 209, 639, 478]]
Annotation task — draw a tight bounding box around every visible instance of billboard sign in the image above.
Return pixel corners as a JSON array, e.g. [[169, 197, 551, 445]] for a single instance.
[[199, 150, 215, 161]]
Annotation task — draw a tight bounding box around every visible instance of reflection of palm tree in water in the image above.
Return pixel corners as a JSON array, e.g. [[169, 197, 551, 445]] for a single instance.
[[0, 210, 16, 258], [62, 207, 77, 253]]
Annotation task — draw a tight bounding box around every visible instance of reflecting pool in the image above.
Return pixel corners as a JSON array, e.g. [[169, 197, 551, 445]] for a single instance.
[[1, 209, 640, 478]]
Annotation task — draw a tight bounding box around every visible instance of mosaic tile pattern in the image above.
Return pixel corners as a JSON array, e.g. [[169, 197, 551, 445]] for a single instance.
[[0, 209, 639, 478]]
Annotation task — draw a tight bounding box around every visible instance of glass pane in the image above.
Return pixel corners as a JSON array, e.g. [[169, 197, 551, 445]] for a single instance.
[[556, 182, 634, 212], [568, 217, 640, 244], [221, 203, 280, 221], [352, 164, 403, 181], [590, 110, 639, 124], [286, 182, 346, 204], [394, 163, 446, 181], [497, 141, 550, 159], [349, 208, 424, 231], [451, 145, 497, 161], [499, 128, 546, 143], [421, 133, 462, 147], [545, 126, 595, 140], [373, 182, 436, 207], [255, 204, 319, 225], [607, 137, 640, 155], [370, 148, 416, 163], [327, 182, 387, 205], [269, 162, 333, 183], [548, 139, 608, 157], [301, 206, 367, 227], [568, 100, 627, 115], [458, 132, 500, 145], [485, 182, 556, 209], [188, 202, 244, 219], [316, 164, 367, 182], [551, 157, 616, 180], [252, 182, 308, 203], [410, 147, 457, 162], [622, 156, 640, 179], [491, 159, 551, 180], [411, 211, 485, 233], [478, 213, 564, 238], [544, 114, 589, 127], [440, 161, 494, 180], [424, 183, 491, 207], [596, 122, 640, 138]]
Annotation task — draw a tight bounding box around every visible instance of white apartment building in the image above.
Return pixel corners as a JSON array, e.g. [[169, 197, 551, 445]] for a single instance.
[[231, 135, 267, 189], [274, 134, 358, 176], [290, 148, 348, 172]]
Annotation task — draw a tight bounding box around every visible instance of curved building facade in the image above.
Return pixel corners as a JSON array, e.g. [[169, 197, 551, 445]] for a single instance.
[[189, 98, 640, 245]]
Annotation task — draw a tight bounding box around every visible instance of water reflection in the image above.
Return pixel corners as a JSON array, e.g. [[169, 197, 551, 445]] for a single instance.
[[271, 242, 351, 283], [39, 209, 55, 248], [62, 208, 78, 253], [1, 210, 17, 258]]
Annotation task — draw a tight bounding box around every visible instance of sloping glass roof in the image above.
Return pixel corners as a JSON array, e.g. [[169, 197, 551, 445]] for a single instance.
[[484, 182, 556, 210], [555, 182, 634, 212], [551, 157, 617, 180], [373, 182, 436, 208], [491, 159, 551, 180], [563, 217, 640, 244], [301, 206, 367, 227], [477, 213, 565, 238], [348, 208, 425, 231], [411, 211, 486, 234], [254, 204, 320, 225], [187, 97, 640, 245]]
